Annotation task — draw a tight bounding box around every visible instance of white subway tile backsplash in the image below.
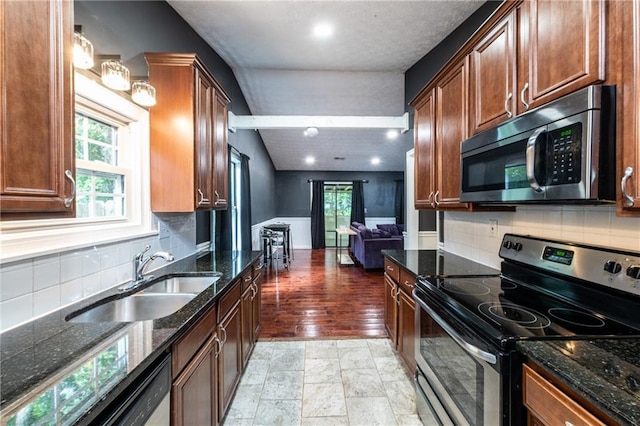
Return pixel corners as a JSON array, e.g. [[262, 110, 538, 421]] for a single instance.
[[101, 265, 122, 290], [0, 263, 33, 301], [60, 278, 84, 305], [82, 247, 101, 276], [33, 286, 61, 317], [100, 247, 119, 270], [444, 205, 640, 267], [60, 251, 83, 283], [33, 256, 61, 291], [0, 294, 33, 330], [82, 272, 102, 297]]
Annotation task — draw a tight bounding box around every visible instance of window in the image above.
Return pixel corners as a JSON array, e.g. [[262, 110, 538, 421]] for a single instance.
[[0, 72, 153, 262], [74, 112, 127, 218]]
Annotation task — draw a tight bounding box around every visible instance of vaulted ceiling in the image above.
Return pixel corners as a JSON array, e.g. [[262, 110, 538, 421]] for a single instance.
[[167, 1, 485, 171]]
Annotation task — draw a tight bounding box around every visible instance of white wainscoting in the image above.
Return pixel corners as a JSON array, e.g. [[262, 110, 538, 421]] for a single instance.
[[251, 217, 397, 251], [418, 231, 438, 249]]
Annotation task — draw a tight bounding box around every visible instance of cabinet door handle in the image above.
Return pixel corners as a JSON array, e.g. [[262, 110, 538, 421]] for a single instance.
[[520, 83, 529, 110], [504, 92, 513, 118], [386, 265, 394, 272], [244, 275, 252, 283], [213, 335, 222, 357], [427, 191, 434, 206], [219, 325, 228, 345], [214, 190, 227, 205], [433, 190, 440, 207], [63, 170, 76, 208], [390, 286, 397, 299], [404, 280, 414, 289], [197, 188, 207, 205], [622, 166, 635, 207]]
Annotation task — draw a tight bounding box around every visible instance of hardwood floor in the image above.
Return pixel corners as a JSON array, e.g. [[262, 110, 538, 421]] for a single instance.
[[258, 249, 387, 339]]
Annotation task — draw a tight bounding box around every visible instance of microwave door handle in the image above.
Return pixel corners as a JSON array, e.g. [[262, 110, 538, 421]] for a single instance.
[[414, 292, 497, 365], [526, 127, 546, 193]]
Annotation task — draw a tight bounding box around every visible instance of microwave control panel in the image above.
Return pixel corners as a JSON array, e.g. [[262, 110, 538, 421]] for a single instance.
[[547, 123, 582, 185]]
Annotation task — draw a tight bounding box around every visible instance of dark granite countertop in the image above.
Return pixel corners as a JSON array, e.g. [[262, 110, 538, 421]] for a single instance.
[[382, 249, 499, 278], [0, 250, 262, 425], [517, 339, 640, 426]]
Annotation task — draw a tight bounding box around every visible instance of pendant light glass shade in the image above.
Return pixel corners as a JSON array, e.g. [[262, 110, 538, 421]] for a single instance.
[[131, 81, 157, 107], [73, 32, 94, 69], [101, 60, 130, 91]]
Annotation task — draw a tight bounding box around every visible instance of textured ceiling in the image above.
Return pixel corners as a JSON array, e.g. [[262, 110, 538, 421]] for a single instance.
[[167, 0, 485, 171]]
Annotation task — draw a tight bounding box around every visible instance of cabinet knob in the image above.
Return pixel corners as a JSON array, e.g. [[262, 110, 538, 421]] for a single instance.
[[621, 166, 634, 207], [63, 170, 76, 208]]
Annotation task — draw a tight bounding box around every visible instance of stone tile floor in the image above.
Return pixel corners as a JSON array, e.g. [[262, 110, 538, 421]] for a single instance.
[[222, 338, 430, 426]]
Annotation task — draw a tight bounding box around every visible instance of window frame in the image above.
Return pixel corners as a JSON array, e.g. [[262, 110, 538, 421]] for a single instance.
[[0, 73, 154, 263]]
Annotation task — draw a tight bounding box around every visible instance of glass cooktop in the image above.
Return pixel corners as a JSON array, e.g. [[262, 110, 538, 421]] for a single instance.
[[417, 275, 640, 344]]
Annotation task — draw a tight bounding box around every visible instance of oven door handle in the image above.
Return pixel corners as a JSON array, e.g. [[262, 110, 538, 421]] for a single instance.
[[415, 294, 497, 365], [526, 126, 546, 193]]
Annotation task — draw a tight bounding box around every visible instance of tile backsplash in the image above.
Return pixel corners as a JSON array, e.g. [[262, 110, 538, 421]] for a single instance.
[[0, 213, 197, 333], [444, 205, 640, 269]]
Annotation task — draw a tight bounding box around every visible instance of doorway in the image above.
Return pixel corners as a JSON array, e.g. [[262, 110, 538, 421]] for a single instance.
[[230, 152, 242, 251], [323, 183, 352, 247]]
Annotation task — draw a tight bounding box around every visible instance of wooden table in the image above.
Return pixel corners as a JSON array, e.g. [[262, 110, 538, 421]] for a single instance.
[[335, 228, 357, 265]]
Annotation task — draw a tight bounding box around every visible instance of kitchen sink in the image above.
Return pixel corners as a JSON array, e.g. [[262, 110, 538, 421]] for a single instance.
[[68, 293, 197, 323], [141, 275, 221, 294]]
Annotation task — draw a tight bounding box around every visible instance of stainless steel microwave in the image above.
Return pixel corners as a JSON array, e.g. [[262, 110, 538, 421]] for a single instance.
[[460, 85, 615, 204]]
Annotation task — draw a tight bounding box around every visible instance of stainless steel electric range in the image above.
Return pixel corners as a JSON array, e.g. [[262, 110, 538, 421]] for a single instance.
[[414, 234, 640, 425]]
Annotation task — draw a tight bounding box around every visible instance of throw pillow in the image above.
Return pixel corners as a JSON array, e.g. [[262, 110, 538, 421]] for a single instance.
[[376, 224, 399, 236]]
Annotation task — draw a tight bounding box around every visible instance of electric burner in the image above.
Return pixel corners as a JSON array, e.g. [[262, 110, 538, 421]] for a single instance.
[[548, 308, 605, 328], [479, 302, 551, 329], [441, 279, 491, 296]]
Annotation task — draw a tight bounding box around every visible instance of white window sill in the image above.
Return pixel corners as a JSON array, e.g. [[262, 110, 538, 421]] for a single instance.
[[0, 220, 157, 264]]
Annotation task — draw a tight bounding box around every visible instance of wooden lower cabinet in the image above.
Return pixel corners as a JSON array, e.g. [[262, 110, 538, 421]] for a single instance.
[[523, 364, 611, 426], [217, 289, 242, 421], [383, 256, 417, 372], [397, 286, 416, 373], [383, 273, 398, 345], [171, 262, 261, 425], [172, 336, 218, 425]]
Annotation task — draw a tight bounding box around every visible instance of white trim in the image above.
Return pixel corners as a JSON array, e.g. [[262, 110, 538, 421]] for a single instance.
[[228, 112, 409, 133]]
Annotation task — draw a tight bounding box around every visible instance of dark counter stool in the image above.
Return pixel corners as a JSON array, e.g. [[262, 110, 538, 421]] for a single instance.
[[262, 223, 292, 269]]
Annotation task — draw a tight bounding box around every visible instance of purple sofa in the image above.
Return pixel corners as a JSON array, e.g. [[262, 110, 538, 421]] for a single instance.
[[349, 222, 404, 270]]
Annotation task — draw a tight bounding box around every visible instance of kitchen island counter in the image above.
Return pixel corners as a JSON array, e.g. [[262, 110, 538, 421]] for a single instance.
[[517, 339, 640, 426], [0, 250, 262, 424]]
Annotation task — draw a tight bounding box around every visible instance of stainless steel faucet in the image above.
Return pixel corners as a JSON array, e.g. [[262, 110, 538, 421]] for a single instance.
[[119, 245, 174, 291]]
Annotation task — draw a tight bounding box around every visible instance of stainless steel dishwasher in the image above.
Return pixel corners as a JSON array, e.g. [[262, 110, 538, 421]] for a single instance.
[[98, 354, 171, 426]]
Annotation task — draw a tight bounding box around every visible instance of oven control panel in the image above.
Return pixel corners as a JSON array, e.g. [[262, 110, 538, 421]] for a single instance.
[[500, 234, 640, 296]]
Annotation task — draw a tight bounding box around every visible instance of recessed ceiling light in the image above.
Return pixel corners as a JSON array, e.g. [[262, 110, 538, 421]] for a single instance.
[[313, 23, 333, 38], [386, 129, 399, 140], [305, 156, 315, 164], [304, 127, 319, 137], [371, 157, 381, 165]]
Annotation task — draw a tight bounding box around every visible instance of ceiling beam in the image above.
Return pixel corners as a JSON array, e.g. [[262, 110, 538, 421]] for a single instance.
[[228, 112, 409, 133]]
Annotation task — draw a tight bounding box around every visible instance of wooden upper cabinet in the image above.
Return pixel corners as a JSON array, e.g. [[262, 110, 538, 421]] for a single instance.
[[213, 92, 230, 209], [195, 69, 215, 209], [0, 0, 75, 219], [145, 53, 231, 212], [518, 0, 605, 113], [435, 58, 469, 210], [469, 11, 517, 135], [618, 0, 640, 214], [412, 59, 469, 211], [413, 89, 436, 209]]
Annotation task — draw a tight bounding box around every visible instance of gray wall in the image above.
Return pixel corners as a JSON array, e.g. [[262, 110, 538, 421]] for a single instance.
[[74, 1, 276, 225], [275, 171, 403, 219]]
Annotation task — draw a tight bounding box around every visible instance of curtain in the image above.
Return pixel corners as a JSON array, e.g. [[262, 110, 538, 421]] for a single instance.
[[310, 180, 325, 249], [240, 154, 252, 250], [350, 180, 365, 225], [216, 145, 233, 251], [394, 180, 405, 225]]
